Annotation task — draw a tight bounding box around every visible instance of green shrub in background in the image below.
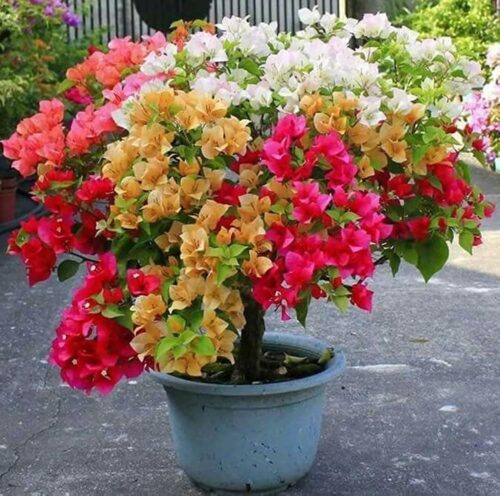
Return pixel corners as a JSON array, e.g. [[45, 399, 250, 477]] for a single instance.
[[0, 2, 95, 139], [399, 0, 500, 67]]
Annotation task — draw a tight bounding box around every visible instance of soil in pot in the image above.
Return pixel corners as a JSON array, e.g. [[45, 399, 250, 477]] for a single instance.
[[196, 345, 335, 384]]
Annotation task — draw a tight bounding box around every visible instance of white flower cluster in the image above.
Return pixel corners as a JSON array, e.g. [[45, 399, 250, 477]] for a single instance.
[[113, 8, 484, 129], [484, 44, 500, 104]]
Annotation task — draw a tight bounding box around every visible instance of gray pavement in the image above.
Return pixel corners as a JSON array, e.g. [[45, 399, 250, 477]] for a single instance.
[[1, 167, 500, 496]]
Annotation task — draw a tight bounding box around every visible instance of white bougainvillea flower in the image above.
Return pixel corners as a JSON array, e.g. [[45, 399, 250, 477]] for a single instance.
[[141, 43, 177, 76], [386, 89, 417, 114], [429, 97, 463, 121], [185, 31, 228, 64], [353, 13, 392, 39], [298, 6, 321, 26], [217, 15, 252, 41]]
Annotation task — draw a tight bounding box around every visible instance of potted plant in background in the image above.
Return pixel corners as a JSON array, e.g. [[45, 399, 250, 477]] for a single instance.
[[0, 169, 18, 223], [464, 43, 500, 171], [3, 7, 495, 494], [132, 0, 213, 32]]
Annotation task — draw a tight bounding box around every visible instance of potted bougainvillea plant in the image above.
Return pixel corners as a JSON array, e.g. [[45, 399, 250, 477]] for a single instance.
[[2, 7, 495, 494]]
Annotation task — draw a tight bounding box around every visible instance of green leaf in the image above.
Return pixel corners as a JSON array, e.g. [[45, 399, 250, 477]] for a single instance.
[[334, 285, 351, 297], [193, 336, 216, 356], [172, 344, 188, 359], [15, 229, 30, 247], [388, 253, 401, 276], [58, 78, 75, 94], [459, 230, 474, 255], [318, 348, 334, 365], [101, 305, 125, 318], [229, 244, 249, 258], [416, 235, 449, 282], [296, 292, 311, 328], [333, 295, 350, 313], [457, 161, 472, 184], [395, 241, 418, 266], [161, 280, 172, 304], [239, 58, 262, 77], [429, 176, 443, 192], [116, 310, 134, 330], [340, 212, 361, 224], [57, 260, 81, 282], [179, 330, 198, 345], [156, 336, 179, 359], [217, 263, 236, 285], [183, 307, 204, 331], [205, 247, 225, 258]]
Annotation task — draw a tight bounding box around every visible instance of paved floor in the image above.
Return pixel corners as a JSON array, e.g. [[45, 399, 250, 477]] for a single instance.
[[1, 168, 500, 496]]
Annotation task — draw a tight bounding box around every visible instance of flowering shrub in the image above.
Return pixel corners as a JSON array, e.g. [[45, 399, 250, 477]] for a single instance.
[[0, 0, 85, 138], [2, 8, 495, 393], [464, 44, 500, 168], [398, 0, 500, 70]]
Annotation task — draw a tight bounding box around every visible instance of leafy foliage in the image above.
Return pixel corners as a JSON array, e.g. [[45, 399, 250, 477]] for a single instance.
[[0, 1, 94, 139], [398, 0, 500, 68]]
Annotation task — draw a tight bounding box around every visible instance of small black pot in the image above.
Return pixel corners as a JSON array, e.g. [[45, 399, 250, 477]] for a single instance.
[[133, 0, 213, 32]]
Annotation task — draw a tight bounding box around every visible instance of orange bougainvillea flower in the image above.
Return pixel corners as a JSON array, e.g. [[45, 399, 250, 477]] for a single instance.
[[131, 294, 167, 325]]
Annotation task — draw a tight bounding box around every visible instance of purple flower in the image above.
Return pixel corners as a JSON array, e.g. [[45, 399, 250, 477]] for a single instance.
[[62, 10, 81, 27]]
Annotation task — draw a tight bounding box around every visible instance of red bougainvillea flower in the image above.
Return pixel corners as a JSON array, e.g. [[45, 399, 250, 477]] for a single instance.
[[350, 283, 373, 312], [408, 216, 431, 242], [76, 176, 115, 203], [20, 238, 57, 286], [126, 269, 161, 296], [50, 253, 144, 394]]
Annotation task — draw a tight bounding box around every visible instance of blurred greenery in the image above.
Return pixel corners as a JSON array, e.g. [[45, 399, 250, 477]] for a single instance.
[[384, 0, 415, 20], [398, 0, 500, 66], [0, 1, 96, 139]]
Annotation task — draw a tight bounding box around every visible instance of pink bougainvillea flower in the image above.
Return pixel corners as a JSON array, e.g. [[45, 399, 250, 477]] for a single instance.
[[283, 251, 315, 287], [273, 114, 308, 141], [1, 99, 66, 177], [292, 181, 331, 224]]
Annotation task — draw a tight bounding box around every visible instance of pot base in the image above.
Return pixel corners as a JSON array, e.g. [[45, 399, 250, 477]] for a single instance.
[[192, 478, 297, 495]]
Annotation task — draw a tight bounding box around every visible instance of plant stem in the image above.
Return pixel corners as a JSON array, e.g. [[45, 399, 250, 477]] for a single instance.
[[68, 251, 98, 263], [232, 295, 266, 383]]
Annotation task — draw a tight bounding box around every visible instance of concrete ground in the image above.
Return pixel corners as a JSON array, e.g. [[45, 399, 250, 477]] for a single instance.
[[1, 168, 499, 496]]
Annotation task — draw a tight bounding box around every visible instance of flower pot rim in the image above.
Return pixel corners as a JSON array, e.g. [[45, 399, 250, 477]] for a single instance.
[[149, 332, 346, 396]]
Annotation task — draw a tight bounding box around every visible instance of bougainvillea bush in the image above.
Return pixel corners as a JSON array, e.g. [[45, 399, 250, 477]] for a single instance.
[[464, 44, 500, 168], [2, 9, 495, 393]]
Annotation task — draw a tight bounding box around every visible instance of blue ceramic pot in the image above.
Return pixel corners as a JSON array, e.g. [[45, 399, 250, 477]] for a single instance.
[[150, 332, 346, 495]]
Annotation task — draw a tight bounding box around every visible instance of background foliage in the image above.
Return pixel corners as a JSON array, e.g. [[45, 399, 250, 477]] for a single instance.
[[0, 1, 94, 139], [398, 0, 500, 66]]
